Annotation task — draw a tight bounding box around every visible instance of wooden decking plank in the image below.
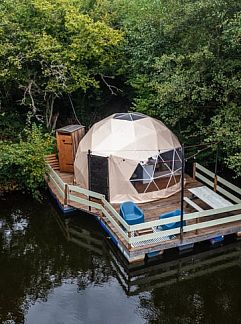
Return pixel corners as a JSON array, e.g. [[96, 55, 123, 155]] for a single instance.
[[184, 197, 204, 212]]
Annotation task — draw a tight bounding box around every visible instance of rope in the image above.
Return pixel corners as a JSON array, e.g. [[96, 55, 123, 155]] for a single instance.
[[184, 142, 219, 149], [185, 146, 213, 161]]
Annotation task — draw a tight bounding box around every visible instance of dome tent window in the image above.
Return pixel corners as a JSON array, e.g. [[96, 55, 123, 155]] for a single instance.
[[113, 112, 146, 121], [130, 148, 182, 194], [74, 113, 182, 204]]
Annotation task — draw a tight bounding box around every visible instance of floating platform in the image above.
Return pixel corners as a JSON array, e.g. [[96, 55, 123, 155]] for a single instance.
[[53, 210, 241, 296], [46, 154, 241, 263]]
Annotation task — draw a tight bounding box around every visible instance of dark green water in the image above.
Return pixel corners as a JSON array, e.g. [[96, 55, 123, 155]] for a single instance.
[[1, 193, 241, 324]]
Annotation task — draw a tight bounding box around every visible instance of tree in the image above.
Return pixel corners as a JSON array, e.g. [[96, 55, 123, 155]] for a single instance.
[[108, 0, 241, 172], [0, 0, 123, 129], [0, 124, 54, 198], [206, 12, 241, 175]]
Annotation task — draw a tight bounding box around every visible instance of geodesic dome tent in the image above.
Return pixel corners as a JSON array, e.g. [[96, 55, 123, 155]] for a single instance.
[[74, 113, 182, 204]]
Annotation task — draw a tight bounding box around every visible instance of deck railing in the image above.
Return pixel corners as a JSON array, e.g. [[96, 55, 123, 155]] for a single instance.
[[47, 163, 241, 250], [194, 163, 241, 204], [129, 163, 241, 246], [47, 164, 130, 244]]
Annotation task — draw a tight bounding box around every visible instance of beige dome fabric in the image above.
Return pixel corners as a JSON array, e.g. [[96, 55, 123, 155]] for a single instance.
[[74, 113, 182, 203]]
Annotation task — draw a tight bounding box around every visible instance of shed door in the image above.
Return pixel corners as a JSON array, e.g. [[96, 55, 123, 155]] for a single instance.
[[89, 155, 109, 200], [57, 133, 74, 173]]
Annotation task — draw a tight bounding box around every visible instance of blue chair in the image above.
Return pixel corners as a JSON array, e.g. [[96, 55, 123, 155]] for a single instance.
[[159, 209, 186, 231], [120, 201, 144, 225]]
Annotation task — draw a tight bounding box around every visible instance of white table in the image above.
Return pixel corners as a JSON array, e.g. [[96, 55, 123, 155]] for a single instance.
[[188, 186, 233, 209]]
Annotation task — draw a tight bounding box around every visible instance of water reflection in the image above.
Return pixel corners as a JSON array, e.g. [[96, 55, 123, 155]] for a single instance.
[[57, 210, 241, 296], [0, 194, 144, 324], [1, 193, 241, 324]]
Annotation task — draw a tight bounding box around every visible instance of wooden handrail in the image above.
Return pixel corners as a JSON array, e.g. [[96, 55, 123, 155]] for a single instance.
[[129, 203, 241, 232], [196, 163, 241, 197], [68, 184, 105, 200], [195, 163, 241, 203]]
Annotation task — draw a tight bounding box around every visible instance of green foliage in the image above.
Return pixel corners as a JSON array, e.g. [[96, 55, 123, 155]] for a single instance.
[[0, 125, 54, 198], [0, 0, 123, 128], [0, 111, 26, 141], [0, 0, 241, 185], [207, 103, 241, 176], [107, 0, 241, 172]]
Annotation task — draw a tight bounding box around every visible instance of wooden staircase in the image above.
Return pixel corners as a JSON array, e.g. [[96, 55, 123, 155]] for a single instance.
[[45, 154, 60, 171]]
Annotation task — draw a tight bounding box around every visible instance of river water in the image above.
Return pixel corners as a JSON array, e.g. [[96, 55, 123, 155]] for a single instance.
[[1, 192, 241, 324]]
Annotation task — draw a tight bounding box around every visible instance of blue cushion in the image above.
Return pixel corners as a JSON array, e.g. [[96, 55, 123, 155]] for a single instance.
[[120, 201, 144, 225], [159, 209, 186, 230]]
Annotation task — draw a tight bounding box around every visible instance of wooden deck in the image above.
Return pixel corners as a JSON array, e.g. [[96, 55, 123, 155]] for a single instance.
[[45, 155, 241, 263]]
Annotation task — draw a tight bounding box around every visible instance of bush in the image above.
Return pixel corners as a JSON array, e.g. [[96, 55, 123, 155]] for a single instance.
[[0, 124, 55, 199]]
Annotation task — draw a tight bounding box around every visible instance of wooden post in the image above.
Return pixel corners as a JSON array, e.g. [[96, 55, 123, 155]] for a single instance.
[[180, 144, 185, 242], [128, 231, 132, 250], [193, 159, 196, 180], [195, 218, 199, 235], [64, 184, 68, 206], [99, 206, 104, 220], [214, 144, 219, 192], [88, 149, 91, 212], [214, 176, 218, 193], [106, 156, 110, 202]]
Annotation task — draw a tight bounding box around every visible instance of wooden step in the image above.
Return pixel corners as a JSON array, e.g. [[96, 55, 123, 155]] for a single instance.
[[46, 153, 57, 158], [45, 156, 58, 160], [49, 162, 59, 166]]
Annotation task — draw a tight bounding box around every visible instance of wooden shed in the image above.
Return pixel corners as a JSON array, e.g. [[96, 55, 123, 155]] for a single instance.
[[56, 125, 85, 173]]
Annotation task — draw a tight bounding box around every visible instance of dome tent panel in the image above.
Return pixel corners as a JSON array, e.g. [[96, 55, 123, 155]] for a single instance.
[[152, 118, 181, 148], [74, 150, 89, 188], [110, 179, 182, 203], [91, 122, 112, 149], [74, 113, 182, 203], [109, 155, 138, 202]]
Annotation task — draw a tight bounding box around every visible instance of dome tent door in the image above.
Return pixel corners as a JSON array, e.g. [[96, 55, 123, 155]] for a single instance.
[[88, 153, 109, 200]]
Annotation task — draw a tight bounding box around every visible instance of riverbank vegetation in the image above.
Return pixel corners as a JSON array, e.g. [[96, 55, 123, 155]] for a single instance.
[[0, 124, 54, 198], [0, 0, 240, 196]]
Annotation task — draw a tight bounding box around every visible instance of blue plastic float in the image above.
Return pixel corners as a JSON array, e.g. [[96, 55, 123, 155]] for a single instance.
[[210, 235, 224, 245]]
